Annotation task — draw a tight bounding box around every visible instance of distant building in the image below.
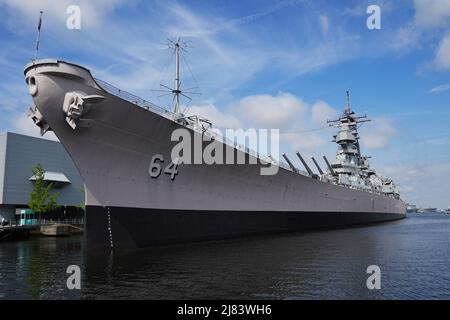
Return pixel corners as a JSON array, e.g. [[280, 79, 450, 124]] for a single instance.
[[0, 132, 84, 222]]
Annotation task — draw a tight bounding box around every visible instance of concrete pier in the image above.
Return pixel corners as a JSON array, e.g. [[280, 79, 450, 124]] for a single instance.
[[40, 224, 71, 236], [0, 225, 38, 241], [0, 223, 83, 240], [39, 223, 83, 236]]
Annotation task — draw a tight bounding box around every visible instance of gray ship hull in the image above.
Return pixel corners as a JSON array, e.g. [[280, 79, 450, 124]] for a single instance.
[[24, 60, 406, 249]]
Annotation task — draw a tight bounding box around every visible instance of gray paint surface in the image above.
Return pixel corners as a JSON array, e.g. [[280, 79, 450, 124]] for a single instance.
[[0, 205, 14, 220], [0, 132, 84, 206], [24, 60, 405, 217]]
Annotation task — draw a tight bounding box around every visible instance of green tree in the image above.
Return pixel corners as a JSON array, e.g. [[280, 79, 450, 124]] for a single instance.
[[28, 163, 60, 223], [76, 187, 86, 210]]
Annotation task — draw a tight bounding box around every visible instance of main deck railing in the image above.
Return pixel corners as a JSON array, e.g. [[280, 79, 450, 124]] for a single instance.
[[95, 78, 176, 117]]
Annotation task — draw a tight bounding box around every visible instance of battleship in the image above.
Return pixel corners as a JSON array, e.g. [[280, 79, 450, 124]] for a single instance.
[[24, 40, 406, 249]]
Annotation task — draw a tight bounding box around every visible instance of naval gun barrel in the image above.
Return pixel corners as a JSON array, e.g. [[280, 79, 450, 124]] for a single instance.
[[282, 154, 298, 173], [295, 152, 314, 177], [311, 156, 324, 175], [322, 155, 336, 175]]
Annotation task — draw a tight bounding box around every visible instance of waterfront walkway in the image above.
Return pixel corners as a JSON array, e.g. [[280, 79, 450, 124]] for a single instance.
[[0, 225, 38, 240], [0, 219, 84, 241]]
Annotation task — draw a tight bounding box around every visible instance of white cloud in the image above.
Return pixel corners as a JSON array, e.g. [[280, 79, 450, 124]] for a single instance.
[[429, 83, 450, 94], [391, 24, 419, 50], [184, 92, 340, 157], [381, 162, 450, 208], [0, 0, 127, 29], [434, 34, 450, 70], [233, 93, 308, 129], [220, 0, 299, 31], [360, 118, 396, 149], [94, 64, 167, 96], [413, 0, 450, 29], [273, 34, 361, 76], [421, 137, 450, 145], [12, 113, 58, 141], [187, 104, 242, 129], [0, 80, 39, 111], [282, 132, 328, 153], [319, 15, 329, 34], [311, 101, 337, 125], [392, 1, 450, 66]]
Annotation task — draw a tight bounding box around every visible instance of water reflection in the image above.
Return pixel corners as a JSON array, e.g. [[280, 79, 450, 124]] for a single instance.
[[1, 214, 450, 299], [1, 236, 81, 299]]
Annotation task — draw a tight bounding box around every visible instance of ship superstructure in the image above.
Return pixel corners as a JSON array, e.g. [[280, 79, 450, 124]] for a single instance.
[[325, 92, 399, 197]]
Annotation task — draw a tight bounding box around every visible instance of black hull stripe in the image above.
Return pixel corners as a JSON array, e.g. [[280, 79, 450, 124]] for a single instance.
[[85, 206, 405, 249]]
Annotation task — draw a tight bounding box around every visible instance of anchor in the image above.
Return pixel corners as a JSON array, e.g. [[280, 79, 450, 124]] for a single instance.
[[27, 104, 51, 136], [62, 91, 104, 130]]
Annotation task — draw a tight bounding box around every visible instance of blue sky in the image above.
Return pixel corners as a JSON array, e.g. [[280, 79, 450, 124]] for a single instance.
[[0, 0, 449, 208]]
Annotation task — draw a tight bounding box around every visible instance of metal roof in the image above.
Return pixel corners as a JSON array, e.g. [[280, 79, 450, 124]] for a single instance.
[[29, 171, 71, 184]]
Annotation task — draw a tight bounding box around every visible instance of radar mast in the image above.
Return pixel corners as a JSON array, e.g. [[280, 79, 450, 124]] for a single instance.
[[153, 38, 200, 114]]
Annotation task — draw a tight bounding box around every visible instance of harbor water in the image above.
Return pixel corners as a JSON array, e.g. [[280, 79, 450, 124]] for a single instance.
[[0, 213, 449, 299]]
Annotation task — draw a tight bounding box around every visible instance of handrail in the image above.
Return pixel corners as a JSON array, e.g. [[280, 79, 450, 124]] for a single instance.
[[40, 218, 84, 225], [95, 78, 177, 117]]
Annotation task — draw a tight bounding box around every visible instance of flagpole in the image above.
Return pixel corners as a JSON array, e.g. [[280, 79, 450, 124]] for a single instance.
[[34, 11, 43, 61]]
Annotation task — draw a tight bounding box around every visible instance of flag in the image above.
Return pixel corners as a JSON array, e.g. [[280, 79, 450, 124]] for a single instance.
[[37, 11, 43, 31], [35, 11, 43, 60]]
